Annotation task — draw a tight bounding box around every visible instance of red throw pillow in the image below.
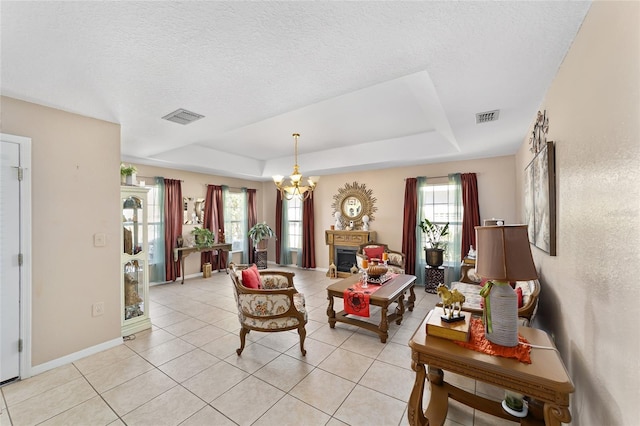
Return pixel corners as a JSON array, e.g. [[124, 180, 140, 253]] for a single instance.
[[363, 246, 384, 261], [241, 264, 262, 289], [516, 287, 523, 308]]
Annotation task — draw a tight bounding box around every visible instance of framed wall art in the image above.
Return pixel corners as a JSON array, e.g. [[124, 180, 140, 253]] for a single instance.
[[524, 141, 556, 256]]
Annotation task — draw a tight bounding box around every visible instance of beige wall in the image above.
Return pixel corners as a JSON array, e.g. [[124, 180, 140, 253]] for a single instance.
[[1, 96, 122, 366], [514, 2, 639, 424]]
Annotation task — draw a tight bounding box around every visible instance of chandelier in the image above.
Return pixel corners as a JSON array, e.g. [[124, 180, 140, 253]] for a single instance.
[[272, 133, 319, 200]]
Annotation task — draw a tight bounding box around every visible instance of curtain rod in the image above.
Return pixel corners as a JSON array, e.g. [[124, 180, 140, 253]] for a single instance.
[[204, 184, 256, 191], [404, 175, 452, 180], [137, 175, 184, 182]]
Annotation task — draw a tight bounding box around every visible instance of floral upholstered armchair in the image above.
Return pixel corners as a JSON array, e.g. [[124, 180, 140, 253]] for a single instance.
[[355, 243, 406, 275], [229, 263, 307, 356]]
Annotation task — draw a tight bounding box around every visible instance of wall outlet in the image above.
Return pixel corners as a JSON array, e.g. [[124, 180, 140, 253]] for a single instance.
[[92, 302, 104, 317]]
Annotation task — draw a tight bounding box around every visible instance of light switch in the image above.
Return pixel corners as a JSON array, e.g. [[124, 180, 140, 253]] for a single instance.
[[94, 233, 106, 247]]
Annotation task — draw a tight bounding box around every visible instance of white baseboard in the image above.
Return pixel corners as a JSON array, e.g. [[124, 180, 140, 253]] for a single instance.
[[28, 337, 122, 378]]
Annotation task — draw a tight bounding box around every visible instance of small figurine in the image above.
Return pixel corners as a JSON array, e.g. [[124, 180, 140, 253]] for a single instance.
[[437, 284, 466, 322], [350, 264, 359, 274], [218, 229, 225, 243], [362, 215, 370, 231], [467, 245, 476, 259]]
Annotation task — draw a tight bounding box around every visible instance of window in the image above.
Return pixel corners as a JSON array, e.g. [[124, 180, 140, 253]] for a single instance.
[[145, 179, 165, 283], [420, 181, 461, 264], [224, 190, 247, 252], [287, 197, 302, 249]]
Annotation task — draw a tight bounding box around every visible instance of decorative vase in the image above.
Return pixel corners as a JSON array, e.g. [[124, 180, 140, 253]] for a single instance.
[[126, 173, 137, 185], [425, 248, 444, 268]]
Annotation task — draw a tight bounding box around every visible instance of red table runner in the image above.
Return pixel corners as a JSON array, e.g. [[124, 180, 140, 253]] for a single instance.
[[344, 281, 382, 317], [455, 318, 532, 363]]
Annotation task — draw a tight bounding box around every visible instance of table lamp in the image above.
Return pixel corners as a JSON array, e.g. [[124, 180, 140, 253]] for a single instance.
[[475, 225, 538, 347], [476, 225, 538, 418]]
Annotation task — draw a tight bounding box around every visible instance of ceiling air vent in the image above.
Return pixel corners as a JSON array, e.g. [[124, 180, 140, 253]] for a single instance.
[[475, 109, 500, 124], [162, 108, 205, 125]]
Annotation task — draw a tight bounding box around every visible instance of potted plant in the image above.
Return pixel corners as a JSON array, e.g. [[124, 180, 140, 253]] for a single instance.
[[120, 163, 137, 185], [191, 227, 214, 248], [419, 218, 450, 267], [248, 222, 275, 250]]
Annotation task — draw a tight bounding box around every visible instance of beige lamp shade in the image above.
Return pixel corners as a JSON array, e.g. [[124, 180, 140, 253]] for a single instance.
[[475, 225, 538, 281], [475, 225, 537, 347]]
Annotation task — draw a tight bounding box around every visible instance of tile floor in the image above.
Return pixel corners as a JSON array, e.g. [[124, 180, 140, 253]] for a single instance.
[[0, 266, 517, 426]]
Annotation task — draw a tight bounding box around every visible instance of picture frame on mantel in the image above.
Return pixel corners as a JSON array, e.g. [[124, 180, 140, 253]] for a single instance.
[[524, 141, 556, 256]]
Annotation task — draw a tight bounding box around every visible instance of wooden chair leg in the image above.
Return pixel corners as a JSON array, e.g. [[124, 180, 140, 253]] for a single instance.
[[237, 327, 249, 355], [298, 325, 307, 356]]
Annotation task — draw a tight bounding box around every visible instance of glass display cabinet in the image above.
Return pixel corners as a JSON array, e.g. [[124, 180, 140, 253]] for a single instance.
[[121, 185, 151, 336]]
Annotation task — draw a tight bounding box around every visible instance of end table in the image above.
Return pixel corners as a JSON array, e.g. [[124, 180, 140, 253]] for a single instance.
[[408, 314, 574, 425]]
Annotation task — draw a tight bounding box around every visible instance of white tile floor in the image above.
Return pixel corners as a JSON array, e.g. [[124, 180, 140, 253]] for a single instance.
[[0, 266, 517, 426]]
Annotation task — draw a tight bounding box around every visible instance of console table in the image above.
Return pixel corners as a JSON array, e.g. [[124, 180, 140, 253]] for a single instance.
[[408, 315, 574, 425], [173, 244, 232, 284]]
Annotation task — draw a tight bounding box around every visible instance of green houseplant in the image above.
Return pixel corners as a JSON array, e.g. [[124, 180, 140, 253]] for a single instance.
[[120, 163, 137, 185], [248, 222, 275, 250], [191, 227, 215, 248], [419, 218, 450, 267]]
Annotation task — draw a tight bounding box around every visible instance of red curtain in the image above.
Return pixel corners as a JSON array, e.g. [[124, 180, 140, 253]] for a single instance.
[[460, 173, 481, 259], [247, 189, 257, 263], [164, 179, 183, 281], [202, 185, 225, 269], [275, 190, 283, 264], [401, 178, 418, 275], [301, 192, 316, 268]]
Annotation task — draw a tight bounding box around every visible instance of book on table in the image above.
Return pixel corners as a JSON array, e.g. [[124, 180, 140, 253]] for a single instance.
[[425, 307, 472, 342]]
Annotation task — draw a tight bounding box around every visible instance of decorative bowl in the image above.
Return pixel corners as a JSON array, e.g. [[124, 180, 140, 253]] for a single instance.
[[367, 265, 388, 278]]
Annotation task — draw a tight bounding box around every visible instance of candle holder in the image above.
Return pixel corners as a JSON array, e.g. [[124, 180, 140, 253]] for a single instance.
[[361, 269, 368, 288]]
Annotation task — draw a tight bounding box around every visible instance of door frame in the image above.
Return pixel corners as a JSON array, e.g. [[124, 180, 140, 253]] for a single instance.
[[1, 133, 32, 380]]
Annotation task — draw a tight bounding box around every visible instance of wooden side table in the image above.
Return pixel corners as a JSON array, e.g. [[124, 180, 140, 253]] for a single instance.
[[408, 314, 574, 425], [424, 266, 446, 293]]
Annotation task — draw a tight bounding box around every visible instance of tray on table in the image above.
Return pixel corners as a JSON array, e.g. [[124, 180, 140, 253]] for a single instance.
[[367, 274, 393, 285]]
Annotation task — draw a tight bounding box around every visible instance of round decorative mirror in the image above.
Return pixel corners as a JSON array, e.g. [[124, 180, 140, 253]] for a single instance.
[[343, 196, 362, 218], [331, 182, 377, 230]]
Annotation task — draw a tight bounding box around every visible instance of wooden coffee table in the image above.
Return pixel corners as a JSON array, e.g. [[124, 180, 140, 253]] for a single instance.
[[407, 313, 574, 425], [326, 274, 416, 343]]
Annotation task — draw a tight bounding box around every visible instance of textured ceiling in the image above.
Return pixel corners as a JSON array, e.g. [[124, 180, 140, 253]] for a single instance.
[[1, 1, 591, 180]]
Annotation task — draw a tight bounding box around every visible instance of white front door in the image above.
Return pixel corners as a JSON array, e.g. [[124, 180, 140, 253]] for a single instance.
[[1, 139, 21, 383]]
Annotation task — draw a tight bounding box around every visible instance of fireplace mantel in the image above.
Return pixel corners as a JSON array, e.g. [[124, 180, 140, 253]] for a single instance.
[[325, 230, 376, 278]]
